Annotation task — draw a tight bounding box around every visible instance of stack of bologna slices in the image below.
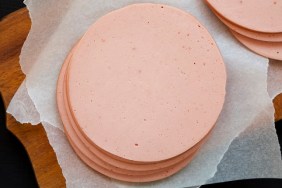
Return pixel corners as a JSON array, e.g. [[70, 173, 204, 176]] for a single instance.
[[57, 3, 226, 182], [206, 0, 282, 61]]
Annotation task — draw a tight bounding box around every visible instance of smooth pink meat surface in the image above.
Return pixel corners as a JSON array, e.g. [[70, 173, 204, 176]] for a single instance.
[[66, 133, 199, 182], [61, 49, 210, 172], [231, 31, 282, 60], [211, 8, 282, 42], [206, 0, 282, 33], [56, 46, 205, 182], [61, 52, 206, 172], [67, 3, 226, 162]]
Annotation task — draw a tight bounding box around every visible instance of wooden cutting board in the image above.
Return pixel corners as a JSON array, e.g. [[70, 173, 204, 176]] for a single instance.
[[0, 8, 281, 188], [0, 8, 65, 188]]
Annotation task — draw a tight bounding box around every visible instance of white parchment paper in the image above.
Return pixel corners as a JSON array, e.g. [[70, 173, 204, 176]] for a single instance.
[[7, 0, 282, 187]]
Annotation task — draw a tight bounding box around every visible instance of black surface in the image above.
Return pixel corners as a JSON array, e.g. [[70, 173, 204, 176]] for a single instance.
[[0, 0, 281, 187], [0, 94, 38, 187], [0, 0, 25, 18]]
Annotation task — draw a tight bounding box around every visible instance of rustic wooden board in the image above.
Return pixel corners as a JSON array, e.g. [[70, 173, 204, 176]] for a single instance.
[[274, 93, 282, 121], [0, 7, 281, 188], [0, 8, 65, 188]]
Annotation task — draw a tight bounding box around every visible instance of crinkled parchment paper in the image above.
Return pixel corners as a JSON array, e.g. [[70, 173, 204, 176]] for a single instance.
[[7, 0, 282, 187]]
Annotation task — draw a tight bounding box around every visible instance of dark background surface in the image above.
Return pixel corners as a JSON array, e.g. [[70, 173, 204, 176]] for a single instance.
[[0, 0, 282, 187]]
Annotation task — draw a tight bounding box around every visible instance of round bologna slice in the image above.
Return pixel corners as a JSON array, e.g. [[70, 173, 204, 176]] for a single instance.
[[67, 3, 226, 162], [56, 50, 205, 182], [65, 71, 209, 168], [66, 131, 200, 182], [206, 0, 282, 33], [58, 44, 210, 174], [231, 30, 282, 60], [210, 7, 282, 42]]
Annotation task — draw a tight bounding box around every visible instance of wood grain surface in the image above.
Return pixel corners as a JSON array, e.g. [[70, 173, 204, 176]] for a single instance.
[[274, 93, 282, 121], [0, 8, 65, 188], [0, 8, 281, 188]]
